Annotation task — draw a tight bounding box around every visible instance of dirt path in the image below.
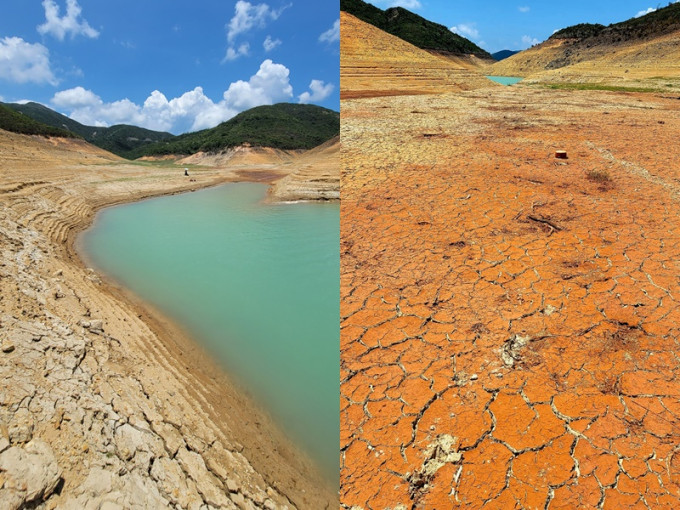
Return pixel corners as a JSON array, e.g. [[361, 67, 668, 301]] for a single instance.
[[341, 87, 680, 508]]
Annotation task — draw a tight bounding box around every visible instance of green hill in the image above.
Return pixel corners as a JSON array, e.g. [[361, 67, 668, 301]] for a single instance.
[[134, 103, 340, 158], [3, 102, 175, 159], [550, 2, 680, 43], [0, 103, 78, 139], [340, 0, 492, 59], [492, 50, 520, 61]]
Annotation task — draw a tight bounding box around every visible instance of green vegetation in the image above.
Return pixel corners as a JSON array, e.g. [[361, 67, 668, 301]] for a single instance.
[[492, 50, 520, 61], [551, 23, 606, 40], [550, 2, 680, 43], [3, 101, 175, 159], [0, 103, 78, 138], [540, 83, 661, 93], [133, 103, 339, 158], [340, 0, 492, 58]]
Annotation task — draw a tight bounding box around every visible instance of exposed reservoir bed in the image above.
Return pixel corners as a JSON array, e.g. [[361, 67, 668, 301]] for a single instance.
[[79, 182, 339, 484], [486, 75, 523, 85]]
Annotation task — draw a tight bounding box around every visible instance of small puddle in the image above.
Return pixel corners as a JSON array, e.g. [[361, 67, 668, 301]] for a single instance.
[[487, 76, 523, 86]]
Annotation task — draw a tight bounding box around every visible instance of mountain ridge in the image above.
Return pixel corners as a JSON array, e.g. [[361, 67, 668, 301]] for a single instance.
[[2, 101, 175, 159], [490, 2, 680, 88], [340, 0, 492, 60]]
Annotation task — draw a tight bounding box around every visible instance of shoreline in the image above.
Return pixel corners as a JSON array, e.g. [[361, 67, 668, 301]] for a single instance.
[[0, 133, 337, 508]]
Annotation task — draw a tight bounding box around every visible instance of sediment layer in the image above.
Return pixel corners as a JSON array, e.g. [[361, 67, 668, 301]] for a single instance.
[[268, 137, 340, 202], [341, 87, 680, 508], [0, 130, 337, 509], [340, 12, 494, 99]]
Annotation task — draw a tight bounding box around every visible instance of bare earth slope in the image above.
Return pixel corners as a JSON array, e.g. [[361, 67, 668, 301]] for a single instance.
[[268, 136, 340, 202], [0, 131, 337, 509], [340, 12, 494, 99], [491, 29, 680, 90]]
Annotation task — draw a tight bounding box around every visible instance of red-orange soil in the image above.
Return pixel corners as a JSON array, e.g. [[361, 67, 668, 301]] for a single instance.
[[341, 86, 680, 508]]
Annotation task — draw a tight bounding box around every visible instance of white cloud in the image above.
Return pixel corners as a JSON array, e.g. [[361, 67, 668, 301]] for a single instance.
[[0, 37, 57, 85], [224, 42, 250, 61], [223, 59, 293, 110], [450, 23, 480, 41], [51, 59, 295, 134], [319, 19, 340, 43], [37, 0, 99, 41], [521, 35, 540, 47], [518, 6, 530, 12], [635, 7, 656, 17], [263, 35, 281, 51], [52, 86, 101, 108], [298, 80, 334, 104], [226, 1, 289, 42]]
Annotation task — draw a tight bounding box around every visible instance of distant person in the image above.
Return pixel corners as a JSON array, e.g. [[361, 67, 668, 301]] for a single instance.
[[184, 168, 189, 176]]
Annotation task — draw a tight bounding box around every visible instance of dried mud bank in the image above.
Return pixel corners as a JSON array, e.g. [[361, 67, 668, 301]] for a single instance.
[[0, 131, 336, 509], [341, 87, 680, 508], [267, 137, 340, 202]]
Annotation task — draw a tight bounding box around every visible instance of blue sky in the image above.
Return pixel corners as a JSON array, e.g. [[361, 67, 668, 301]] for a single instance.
[[0, 0, 339, 134], [367, 0, 678, 53]]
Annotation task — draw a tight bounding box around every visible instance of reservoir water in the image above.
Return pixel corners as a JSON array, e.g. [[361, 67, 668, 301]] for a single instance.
[[486, 76, 523, 86], [80, 182, 339, 484]]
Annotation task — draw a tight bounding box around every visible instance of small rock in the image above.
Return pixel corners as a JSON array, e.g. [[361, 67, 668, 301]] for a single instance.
[[470, 374, 478, 381], [88, 319, 104, 332], [1, 340, 15, 353], [0, 440, 62, 508]]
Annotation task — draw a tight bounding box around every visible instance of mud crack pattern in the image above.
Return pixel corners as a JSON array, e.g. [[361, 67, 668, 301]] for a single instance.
[[341, 88, 680, 509]]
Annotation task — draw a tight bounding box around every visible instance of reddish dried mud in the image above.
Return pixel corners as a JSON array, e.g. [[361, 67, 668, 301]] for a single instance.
[[341, 86, 680, 508]]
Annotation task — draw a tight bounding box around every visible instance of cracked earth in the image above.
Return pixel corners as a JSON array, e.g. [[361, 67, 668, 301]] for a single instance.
[[340, 87, 680, 509]]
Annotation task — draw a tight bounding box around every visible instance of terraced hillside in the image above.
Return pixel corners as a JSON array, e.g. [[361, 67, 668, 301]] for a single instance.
[[491, 3, 680, 89], [341, 12, 494, 99]]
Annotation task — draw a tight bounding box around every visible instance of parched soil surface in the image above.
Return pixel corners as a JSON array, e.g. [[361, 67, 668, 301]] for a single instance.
[[341, 86, 680, 508], [0, 131, 337, 509]]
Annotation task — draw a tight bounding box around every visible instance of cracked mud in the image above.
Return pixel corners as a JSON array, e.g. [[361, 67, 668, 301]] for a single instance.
[[341, 87, 680, 509]]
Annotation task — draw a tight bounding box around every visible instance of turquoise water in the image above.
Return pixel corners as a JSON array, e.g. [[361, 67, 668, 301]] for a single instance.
[[486, 75, 523, 86], [81, 182, 339, 484]]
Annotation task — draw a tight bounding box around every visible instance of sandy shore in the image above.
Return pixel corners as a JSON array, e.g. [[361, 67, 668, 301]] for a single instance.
[[0, 131, 337, 509]]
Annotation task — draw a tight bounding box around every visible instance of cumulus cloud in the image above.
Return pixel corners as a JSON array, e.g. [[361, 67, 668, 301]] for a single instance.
[[226, 1, 289, 42], [0, 37, 57, 85], [521, 35, 540, 47], [37, 0, 99, 41], [52, 86, 101, 108], [298, 80, 334, 104], [518, 6, 530, 12], [51, 59, 295, 133], [223, 59, 292, 110], [635, 7, 656, 17], [263, 35, 281, 51], [224, 42, 250, 61], [451, 23, 480, 41], [319, 19, 340, 43]]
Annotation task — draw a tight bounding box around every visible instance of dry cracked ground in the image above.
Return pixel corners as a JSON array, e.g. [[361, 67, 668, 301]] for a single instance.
[[341, 86, 680, 509]]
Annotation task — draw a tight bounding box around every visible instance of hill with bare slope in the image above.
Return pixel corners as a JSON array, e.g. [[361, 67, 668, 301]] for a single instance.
[[341, 12, 494, 99], [491, 3, 680, 90]]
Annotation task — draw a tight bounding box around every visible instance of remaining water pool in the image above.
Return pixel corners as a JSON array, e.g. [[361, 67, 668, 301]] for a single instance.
[[80, 182, 339, 484], [486, 76, 523, 86]]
